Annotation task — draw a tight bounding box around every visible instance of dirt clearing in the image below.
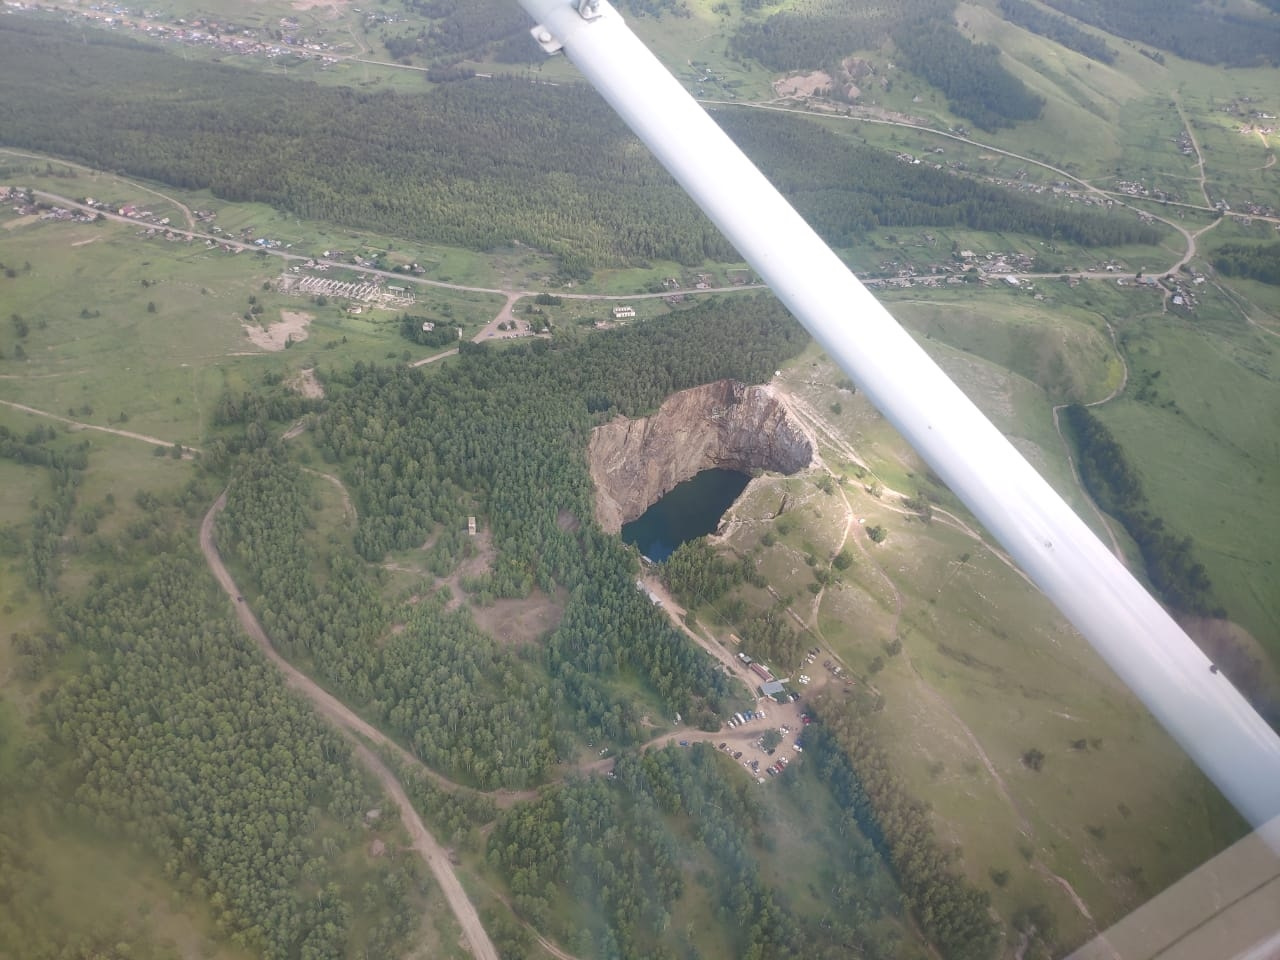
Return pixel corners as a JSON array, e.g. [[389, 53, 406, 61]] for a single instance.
[[244, 310, 313, 351], [773, 71, 832, 99], [469, 587, 568, 646], [288, 367, 324, 399]]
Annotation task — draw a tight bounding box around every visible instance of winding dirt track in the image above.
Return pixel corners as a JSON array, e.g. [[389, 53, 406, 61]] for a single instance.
[[200, 492, 500, 960], [0, 398, 199, 453]]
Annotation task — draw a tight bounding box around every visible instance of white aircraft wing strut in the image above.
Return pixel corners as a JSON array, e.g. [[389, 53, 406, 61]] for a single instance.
[[514, 0, 1280, 828]]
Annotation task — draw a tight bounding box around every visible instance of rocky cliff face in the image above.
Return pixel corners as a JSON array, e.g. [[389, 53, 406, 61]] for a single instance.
[[588, 380, 813, 533]]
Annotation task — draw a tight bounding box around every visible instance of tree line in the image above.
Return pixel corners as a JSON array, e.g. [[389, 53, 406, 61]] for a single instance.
[[1212, 241, 1280, 286], [714, 109, 1162, 248], [660, 537, 758, 609], [1061, 403, 1219, 616], [891, 20, 1044, 131], [1039, 0, 1280, 67], [0, 19, 731, 278], [381, 0, 532, 63], [0, 423, 86, 593], [729, 0, 951, 73], [809, 694, 1005, 960], [997, 0, 1116, 65], [398, 313, 462, 347]]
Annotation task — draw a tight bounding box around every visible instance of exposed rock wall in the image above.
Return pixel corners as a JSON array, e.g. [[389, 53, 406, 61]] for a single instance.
[[588, 380, 812, 533]]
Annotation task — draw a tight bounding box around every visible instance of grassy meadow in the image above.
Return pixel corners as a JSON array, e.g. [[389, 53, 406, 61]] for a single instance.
[[712, 340, 1249, 948]]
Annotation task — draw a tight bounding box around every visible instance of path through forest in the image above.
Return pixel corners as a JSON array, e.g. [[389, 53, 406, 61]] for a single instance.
[[640, 575, 761, 694], [200, 493, 500, 960]]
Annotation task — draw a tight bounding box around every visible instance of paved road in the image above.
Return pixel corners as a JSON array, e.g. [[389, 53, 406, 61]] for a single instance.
[[200, 492, 500, 960]]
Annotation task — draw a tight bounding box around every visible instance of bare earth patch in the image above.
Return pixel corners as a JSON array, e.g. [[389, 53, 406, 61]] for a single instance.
[[288, 367, 325, 399], [434, 528, 495, 611], [244, 310, 313, 351], [291, 0, 348, 11], [71, 236, 101, 247], [469, 587, 568, 647], [3, 214, 39, 231], [772, 70, 832, 99]]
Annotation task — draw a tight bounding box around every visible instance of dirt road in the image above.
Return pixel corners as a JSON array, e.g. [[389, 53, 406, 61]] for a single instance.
[[2, 148, 195, 230], [29, 187, 764, 304], [0, 398, 198, 454], [410, 347, 459, 367], [640, 575, 762, 694], [200, 492, 500, 960]]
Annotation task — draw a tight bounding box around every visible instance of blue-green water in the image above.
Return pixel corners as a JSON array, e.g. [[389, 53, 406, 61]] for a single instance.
[[621, 468, 751, 562]]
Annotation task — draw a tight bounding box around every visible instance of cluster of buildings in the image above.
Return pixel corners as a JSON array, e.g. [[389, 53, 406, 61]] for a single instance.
[[1, 188, 97, 224], [1117, 272, 1206, 311], [735, 652, 799, 701], [861, 248, 1042, 291], [276, 271, 415, 307], [9, 2, 343, 67], [1, 186, 37, 215]]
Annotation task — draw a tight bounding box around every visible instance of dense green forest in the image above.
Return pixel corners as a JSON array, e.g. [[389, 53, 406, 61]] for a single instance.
[[658, 538, 810, 669], [0, 434, 419, 960], [1212, 241, 1280, 286], [51, 561, 419, 960], [714, 110, 1160, 247], [1061, 404, 1218, 616], [0, 19, 1158, 278], [996, 0, 1116, 65], [0, 20, 730, 278], [0, 423, 84, 594], [891, 21, 1044, 130], [382, 0, 531, 63], [729, 0, 951, 72], [216, 302, 806, 789], [490, 743, 907, 960], [220, 451, 566, 789], [1039, 0, 1280, 67]]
